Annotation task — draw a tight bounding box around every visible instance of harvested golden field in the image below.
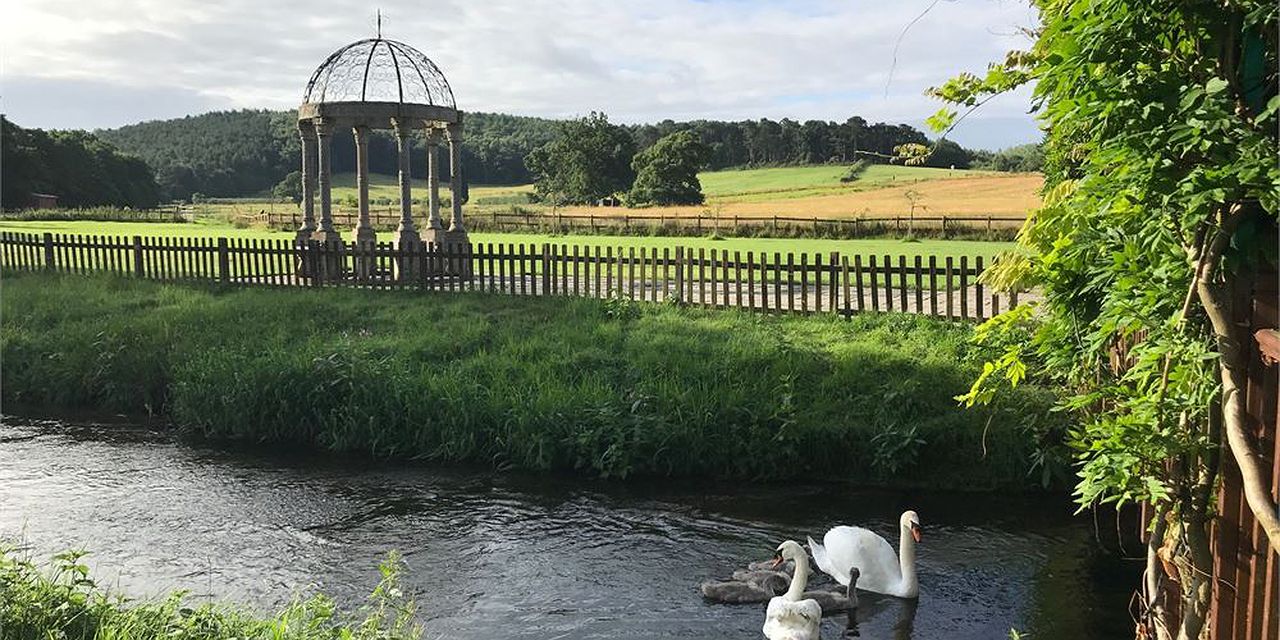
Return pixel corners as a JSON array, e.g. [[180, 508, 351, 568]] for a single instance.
[[561, 173, 1043, 219]]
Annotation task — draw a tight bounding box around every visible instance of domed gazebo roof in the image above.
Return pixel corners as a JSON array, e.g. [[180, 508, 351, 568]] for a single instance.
[[303, 37, 456, 109]]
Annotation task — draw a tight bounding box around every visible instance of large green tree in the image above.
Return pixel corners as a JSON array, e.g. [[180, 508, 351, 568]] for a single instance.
[[525, 112, 637, 205], [932, 2, 1277, 638], [627, 130, 708, 206]]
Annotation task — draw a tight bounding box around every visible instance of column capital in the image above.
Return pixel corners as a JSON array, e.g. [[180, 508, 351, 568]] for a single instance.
[[297, 120, 318, 140], [424, 125, 444, 145], [314, 118, 335, 137], [390, 118, 414, 139], [445, 121, 463, 142], [351, 124, 370, 140]]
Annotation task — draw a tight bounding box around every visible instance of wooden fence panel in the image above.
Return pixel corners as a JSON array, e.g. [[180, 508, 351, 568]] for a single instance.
[[0, 233, 1009, 324]]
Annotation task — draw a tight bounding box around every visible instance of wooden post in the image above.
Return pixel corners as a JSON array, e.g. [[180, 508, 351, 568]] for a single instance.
[[914, 256, 923, 314], [541, 243, 551, 295], [854, 255, 865, 313], [960, 256, 969, 320], [975, 256, 985, 320], [929, 256, 938, 317], [674, 246, 684, 304], [898, 255, 908, 311], [800, 253, 809, 313], [828, 251, 839, 314], [132, 236, 145, 277], [945, 257, 954, 319], [868, 255, 879, 312], [840, 256, 852, 317], [216, 237, 231, 284], [42, 233, 55, 270]]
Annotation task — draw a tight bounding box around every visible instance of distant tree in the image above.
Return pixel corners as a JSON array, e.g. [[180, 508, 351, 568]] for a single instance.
[[272, 171, 303, 203], [972, 143, 1045, 172], [921, 139, 973, 169], [628, 131, 708, 206], [525, 112, 636, 205]]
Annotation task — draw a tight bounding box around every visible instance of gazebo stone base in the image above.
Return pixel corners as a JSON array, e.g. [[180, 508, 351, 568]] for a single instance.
[[310, 230, 345, 280], [350, 227, 378, 280], [393, 229, 422, 282]]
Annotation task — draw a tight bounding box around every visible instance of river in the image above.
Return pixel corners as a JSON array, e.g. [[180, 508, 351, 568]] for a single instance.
[[0, 417, 1137, 638]]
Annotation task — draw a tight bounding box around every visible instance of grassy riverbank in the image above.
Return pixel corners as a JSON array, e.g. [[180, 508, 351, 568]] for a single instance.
[[0, 547, 421, 639], [0, 272, 1063, 488]]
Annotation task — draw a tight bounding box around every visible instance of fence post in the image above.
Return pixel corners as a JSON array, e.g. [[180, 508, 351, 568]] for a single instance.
[[217, 237, 230, 284], [674, 246, 685, 305], [541, 243, 551, 294], [132, 236, 144, 277], [42, 233, 55, 270]]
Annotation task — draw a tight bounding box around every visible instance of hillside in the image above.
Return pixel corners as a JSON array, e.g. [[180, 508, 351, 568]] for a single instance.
[[95, 109, 975, 203]]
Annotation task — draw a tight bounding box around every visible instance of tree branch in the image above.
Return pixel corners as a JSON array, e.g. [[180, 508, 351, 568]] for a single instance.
[[1196, 204, 1280, 555]]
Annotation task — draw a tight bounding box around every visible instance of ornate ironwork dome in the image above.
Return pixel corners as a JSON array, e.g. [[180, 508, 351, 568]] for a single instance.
[[303, 37, 456, 108]]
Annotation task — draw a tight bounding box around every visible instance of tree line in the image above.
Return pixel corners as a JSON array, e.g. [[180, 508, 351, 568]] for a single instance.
[[96, 109, 1030, 203], [1, 117, 160, 210], [3, 108, 1042, 209]]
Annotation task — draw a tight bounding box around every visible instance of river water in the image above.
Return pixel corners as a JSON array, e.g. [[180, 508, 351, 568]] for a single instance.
[[0, 417, 1137, 639]]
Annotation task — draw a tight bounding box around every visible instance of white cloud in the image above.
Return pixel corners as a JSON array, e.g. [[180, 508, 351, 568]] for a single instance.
[[1, 0, 1040, 146]]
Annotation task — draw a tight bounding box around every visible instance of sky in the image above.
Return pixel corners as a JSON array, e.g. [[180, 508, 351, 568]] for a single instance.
[[1, 0, 1041, 150]]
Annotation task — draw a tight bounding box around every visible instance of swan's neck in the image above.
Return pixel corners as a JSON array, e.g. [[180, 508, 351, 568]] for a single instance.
[[785, 554, 810, 601], [898, 528, 918, 594]]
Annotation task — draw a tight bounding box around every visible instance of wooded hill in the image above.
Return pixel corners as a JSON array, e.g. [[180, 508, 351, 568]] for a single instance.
[[97, 109, 983, 202]]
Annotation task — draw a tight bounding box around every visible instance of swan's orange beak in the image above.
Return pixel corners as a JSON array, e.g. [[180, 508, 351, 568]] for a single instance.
[[911, 523, 922, 543]]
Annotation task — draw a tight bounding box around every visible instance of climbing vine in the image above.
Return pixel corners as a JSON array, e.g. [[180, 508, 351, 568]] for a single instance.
[[926, 1, 1278, 638]]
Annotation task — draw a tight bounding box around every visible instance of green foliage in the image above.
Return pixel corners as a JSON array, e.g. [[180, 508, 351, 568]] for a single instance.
[[273, 170, 304, 204], [1, 117, 160, 210], [526, 112, 637, 205], [627, 131, 708, 206], [937, 1, 1279, 515], [0, 546, 422, 639], [972, 144, 1045, 173], [837, 160, 870, 183], [1, 272, 1063, 488]]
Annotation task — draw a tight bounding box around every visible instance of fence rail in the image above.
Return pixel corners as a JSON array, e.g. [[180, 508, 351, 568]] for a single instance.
[[260, 210, 1026, 239], [0, 231, 1021, 321]]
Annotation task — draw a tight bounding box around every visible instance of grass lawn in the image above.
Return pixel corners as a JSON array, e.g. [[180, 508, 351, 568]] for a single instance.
[[0, 220, 1012, 261]]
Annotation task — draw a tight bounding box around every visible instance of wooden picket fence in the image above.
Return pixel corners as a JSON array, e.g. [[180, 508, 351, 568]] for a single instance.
[[261, 210, 1025, 240], [0, 231, 1020, 321]]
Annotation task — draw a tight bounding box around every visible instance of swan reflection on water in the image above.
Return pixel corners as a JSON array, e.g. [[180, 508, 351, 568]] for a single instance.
[[842, 595, 918, 639]]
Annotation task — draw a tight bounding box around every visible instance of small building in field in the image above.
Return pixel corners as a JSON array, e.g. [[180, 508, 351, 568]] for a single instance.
[[30, 193, 58, 209]]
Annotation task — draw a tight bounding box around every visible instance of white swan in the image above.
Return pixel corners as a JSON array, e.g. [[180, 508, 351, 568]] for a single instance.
[[762, 540, 822, 640], [808, 510, 922, 599]]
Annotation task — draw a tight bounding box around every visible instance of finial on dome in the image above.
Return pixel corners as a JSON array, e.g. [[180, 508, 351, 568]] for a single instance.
[[376, 9, 382, 38]]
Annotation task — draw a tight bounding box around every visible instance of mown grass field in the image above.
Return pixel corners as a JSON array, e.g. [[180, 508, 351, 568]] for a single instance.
[[0, 219, 1012, 261], [2, 271, 1062, 487]]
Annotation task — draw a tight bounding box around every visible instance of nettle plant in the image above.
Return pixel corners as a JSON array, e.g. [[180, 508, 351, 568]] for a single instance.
[[917, 2, 1277, 638]]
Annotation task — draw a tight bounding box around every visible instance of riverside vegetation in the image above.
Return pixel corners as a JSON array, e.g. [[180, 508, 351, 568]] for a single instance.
[[0, 547, 422, 639], [2, 272, 1063, 488]]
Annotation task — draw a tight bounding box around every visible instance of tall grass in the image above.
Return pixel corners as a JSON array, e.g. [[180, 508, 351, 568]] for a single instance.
[[1, 272, 1065, 488], [0, 546, 421, 639]]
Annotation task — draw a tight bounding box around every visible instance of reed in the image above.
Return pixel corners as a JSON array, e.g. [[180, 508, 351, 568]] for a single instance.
[[1, 272, 1065, 488]]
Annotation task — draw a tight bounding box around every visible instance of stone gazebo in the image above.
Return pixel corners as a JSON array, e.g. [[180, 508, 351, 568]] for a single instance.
[[295, 34, 467, 277]]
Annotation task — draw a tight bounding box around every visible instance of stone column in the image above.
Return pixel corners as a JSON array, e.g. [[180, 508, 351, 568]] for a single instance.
[[296, 122, 317, 243], [446, 122, 465, 233], [391, 118, 420, 282], [425, 126, 443, 232], [391, 119, 418, 243], [351, 125, 376, 244], [313, 119, 340, 242]]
